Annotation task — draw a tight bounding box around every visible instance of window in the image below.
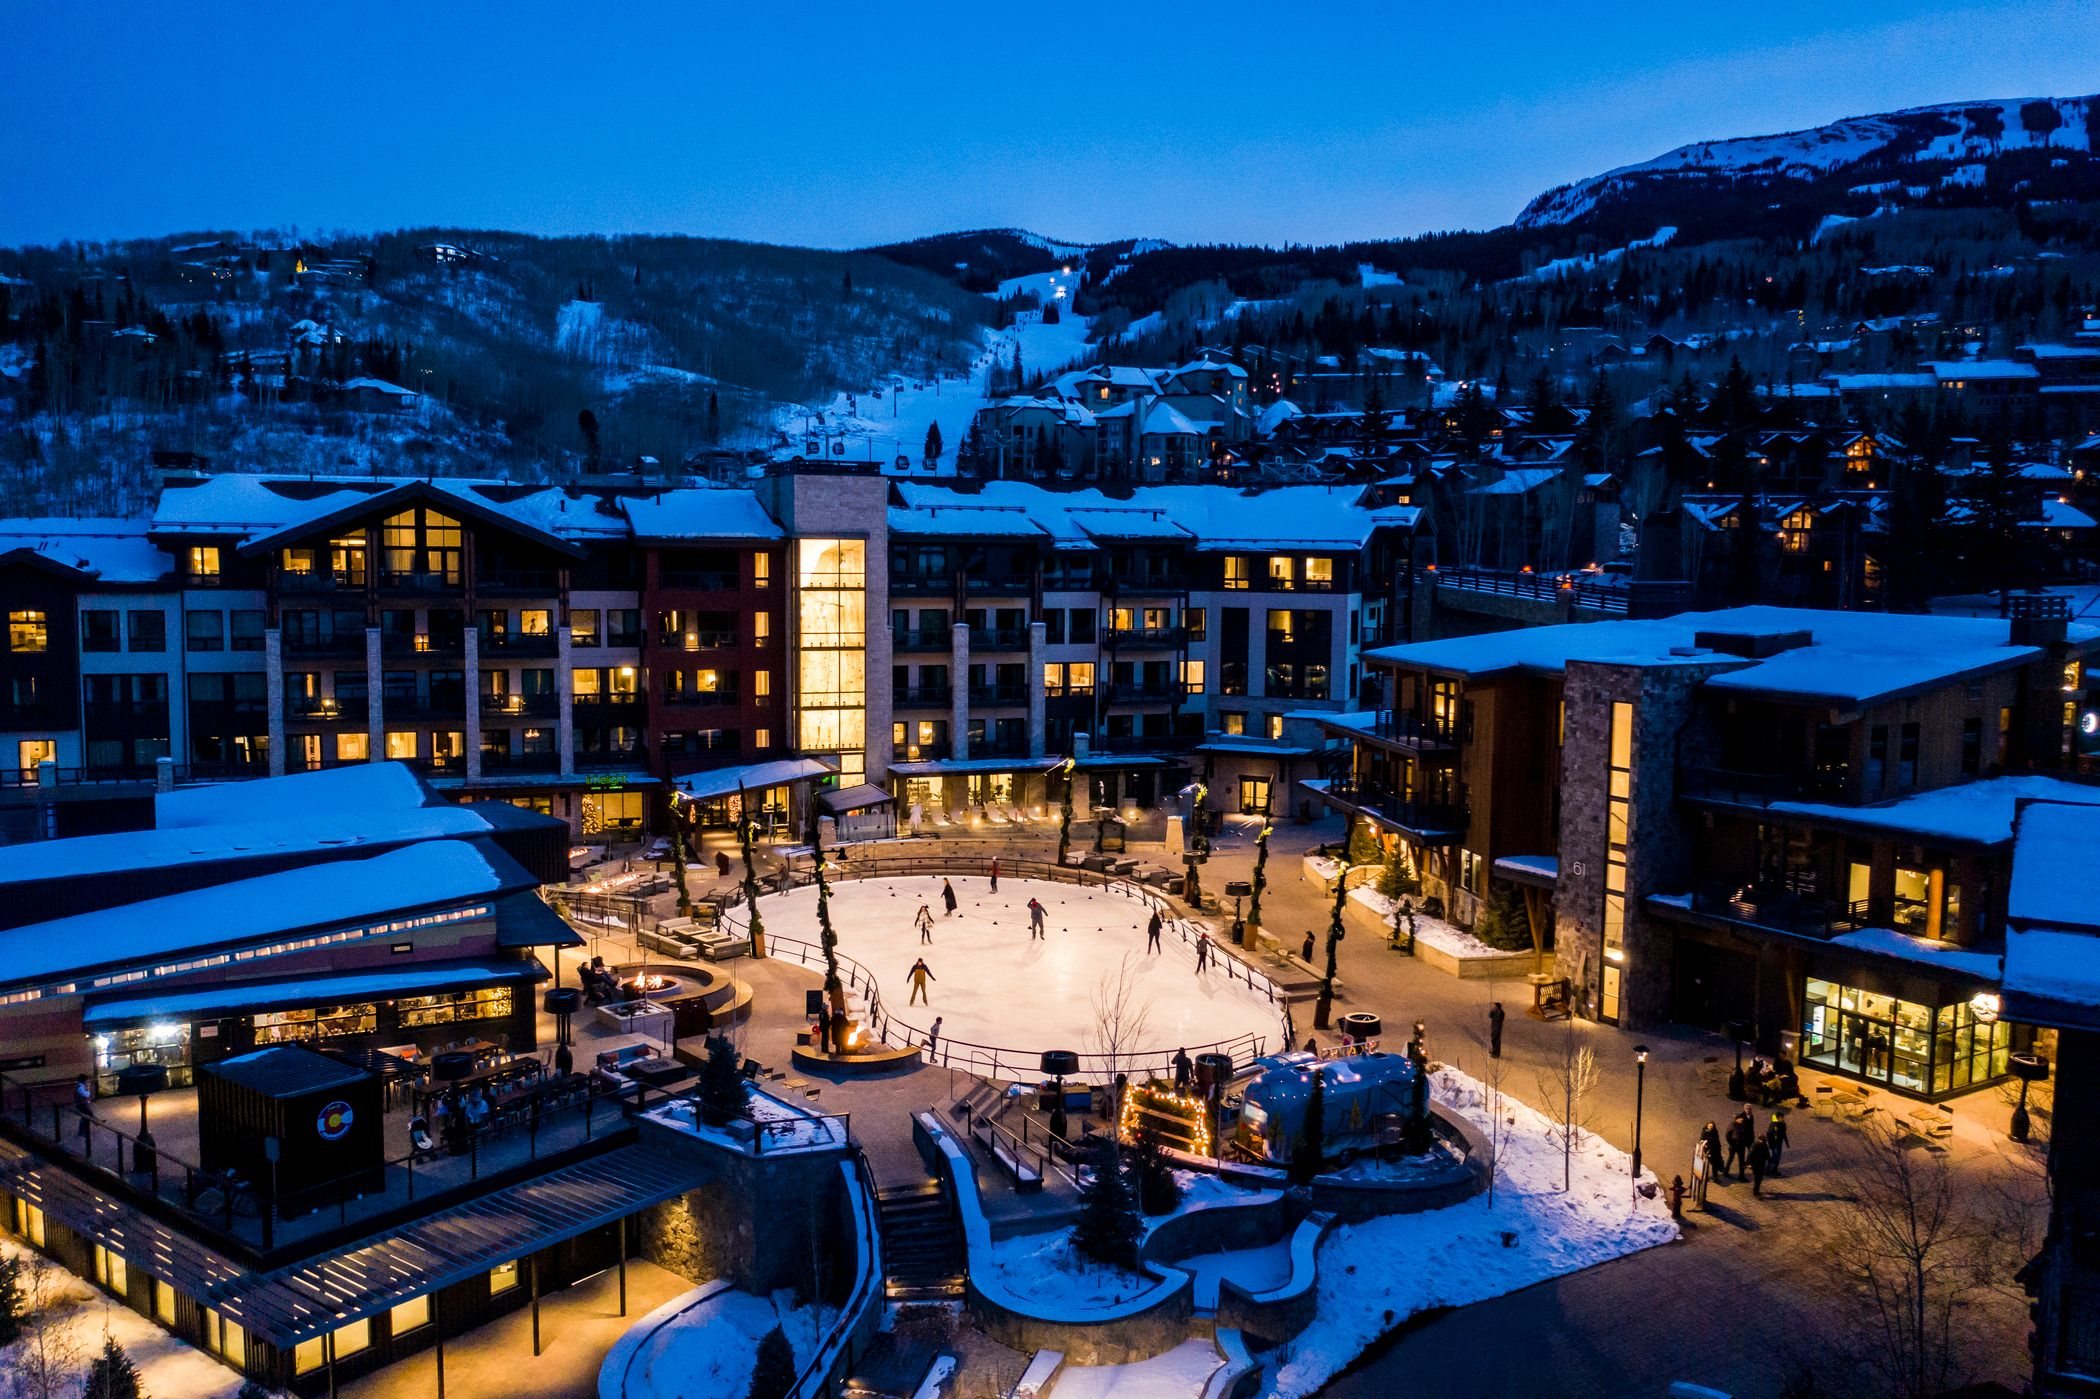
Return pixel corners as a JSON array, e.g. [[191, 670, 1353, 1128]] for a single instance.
[[93, 1245, 127, 1297], [205, 1309, 247, 1369], [1043, 662, 1065, 697], [1066, 661, 1094, 695], [571, 609, 601, 647], [1602, 700, 1634, 981], [281, 546, 317, 575], [490, 1261, 521, 1295], [1266, 713, 1284, 740], [231, 609, 265, 651], [128, 610, 165, 652], [14, 1200, 44, 1246], [390, 1295, 430, 1334], [754, 670, 771, 699], [607, 609, 641, 646], [1867, 725, 1888, 792], [1179, 659, 1205, 694], [81, 609, 119, 652], [385, 731, 418, 760], [519, 608, 552, 637], [754, 728, 773, 749], [1304, 556, 1334, 588], [7, 611, 47, 653], [187, 546, 220, 579], [1898, 722, 1920, 788], [1961, 717, 1983, 775], [753, 554, 772, 588], [152, 1278, 176, 1326], [185, 610, 224, 652], [336, 732, 369, 762], [17, 739, 55, 770], [1042, 611, 1065, 644], [1221, 711, 1246, 736], [1069, 609, 1095, 644], [1185, 607, 1206, 641], [753, 611, 772, 648], [1223, 555, 1250, 591], [1266, 555, 1296, 588]]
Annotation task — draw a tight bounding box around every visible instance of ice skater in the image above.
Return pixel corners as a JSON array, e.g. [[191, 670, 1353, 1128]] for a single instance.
[[989, 857, 999, 893], [1027, 897, 1047, 940], [907, 957, 936, 1005], [1194, 930, 1214, 974], [941, 878, 958, 916], [926, 1017, 943, 1056], [915, 903, 935, 944], [1146, 910, 1163, 954]]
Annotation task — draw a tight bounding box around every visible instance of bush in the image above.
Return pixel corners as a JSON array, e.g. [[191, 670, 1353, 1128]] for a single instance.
[[1131, 1122, 1184, 1216], [746, 1324, 796, 1399], [698, 1033, 748, 1127], [1072, 1136, 1143, 1270], [0, 1252, 21, 1347]]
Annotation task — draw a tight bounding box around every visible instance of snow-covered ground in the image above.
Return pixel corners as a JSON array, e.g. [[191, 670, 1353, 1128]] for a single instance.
[[1048, 1338, 1228, 1399], [0, 1240, 243, 1399], [1303, 855, 1515, 962], [615, 1284, 833, 1399], [770, 263, 1094, 475], [756, 876, 1286, 1065], [1265, 1066, 1680, 1398], [979, 1229, 1162, 1312]]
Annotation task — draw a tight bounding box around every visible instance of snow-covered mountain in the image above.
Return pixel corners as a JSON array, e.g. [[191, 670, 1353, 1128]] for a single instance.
[[1518, 95, 2097, 229]]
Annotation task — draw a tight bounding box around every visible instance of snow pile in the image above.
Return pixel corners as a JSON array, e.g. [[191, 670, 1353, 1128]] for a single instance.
[[1266, 1066, 1679, 1398], [1048, 1338, 1228, 1399], [979, 1229, 1162, 1312], [0, 1241, 244, 1399], [617, 1284, 834, 1399]]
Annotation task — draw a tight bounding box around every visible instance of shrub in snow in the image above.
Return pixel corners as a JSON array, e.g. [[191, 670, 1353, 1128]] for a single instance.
[[1131, 1121, 1184, 1216], [1072, 1136, 1143, 1270], [699, 1034, 748, 1127], [745, 1324, 797, 1399], [0, 1251, 21, 1346], [82, 1334, 143, 1399]]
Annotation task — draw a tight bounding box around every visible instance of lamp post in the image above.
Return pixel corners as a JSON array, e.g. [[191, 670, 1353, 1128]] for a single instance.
[[1632, 1044, 1650, 1196]]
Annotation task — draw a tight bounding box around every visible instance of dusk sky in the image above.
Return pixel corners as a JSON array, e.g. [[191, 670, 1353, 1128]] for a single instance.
[[5, 0, 2094, 250]]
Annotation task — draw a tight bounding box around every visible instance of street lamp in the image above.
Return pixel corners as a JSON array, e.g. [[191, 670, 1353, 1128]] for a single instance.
[[1631, 1044, 1650, 1195]]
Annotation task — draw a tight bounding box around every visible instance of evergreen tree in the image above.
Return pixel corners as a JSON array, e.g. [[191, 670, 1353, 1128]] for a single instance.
[[923, 420, 943, 468], [698, 1033, 748, 1127], [746, 1324, 797, 1399], [840, 269, 854, 300], [706, 389, 722, 444], [1291, 1064, 1327, 1185], [1132, 1118, 1184, 1215], [0, 1252, 20, 1347], [1072, 1134, 1143, 1269], [82, 1334, 142, 1399]]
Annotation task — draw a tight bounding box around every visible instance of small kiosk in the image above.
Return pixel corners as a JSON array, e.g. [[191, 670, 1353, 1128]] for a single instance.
[[198, 1046, 385, 1216]]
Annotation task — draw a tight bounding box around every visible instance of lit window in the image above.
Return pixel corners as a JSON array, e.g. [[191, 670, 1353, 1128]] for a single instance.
[[571, 609, 600, 647], [573, 668, 601, 697], [188, 546, 221, 578], [753, 612, 771, 647], [93, 1245, 127, 1297], [753, 554, 772, 589], [281, 547, 316, 575], [1223, 556, 1250, 591], [755, 728, 773, 749], [1043, 662, 1065, 697], [519, 609, 552, 637], [336, 732, 369, 762], [1305, 557, 1334, 587], [17, 739, 55, 770], [152, 1279, 175, 1325], [7, 611, 48, 653], [385, 731, 418, 761], [1267, 556, 1296, 587], [1221, 711, 1246, 736], [490, 1260, 520, 1295], [754, 670, 771, 699], [1266, 713, 1284, 740], [390, 1296, 430, 1334], [1180, 659, 1206, 694]]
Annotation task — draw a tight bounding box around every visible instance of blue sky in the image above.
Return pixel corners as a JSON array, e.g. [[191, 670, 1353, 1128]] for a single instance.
[[3, 0, 2093, 249]]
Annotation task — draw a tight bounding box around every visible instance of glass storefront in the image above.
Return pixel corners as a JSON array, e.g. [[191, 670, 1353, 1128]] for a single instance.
[[1802, 977, 2011, 1098], [92, 1024, 193, 1096], [253, 1001, 381, 1045], [398, 984, 514, 1030]]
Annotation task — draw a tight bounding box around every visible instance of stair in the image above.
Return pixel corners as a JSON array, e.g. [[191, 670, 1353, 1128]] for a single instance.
[[878, 1184, 966, 1301], [842, 1334, 941, 1399]]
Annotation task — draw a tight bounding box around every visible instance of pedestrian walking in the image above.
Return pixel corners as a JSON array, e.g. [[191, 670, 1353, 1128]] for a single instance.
[[926, 1017, 943, 1056], [941, 878, 958, 916], [1699, 1120, 1726, 1186], [1194, 931, 1213, 973], [915, 904, 935, 944], [1488, 1001, 1506, 1058], [1303, 1036, 1319, 1055], [1300, 930, 1315, 963], [989, 857, 999, 893], [1145, 910, 1163, 953], [73, 1073, 95, 1150], [907, 957, 936, 1006], [1027, 897, 1047, 940], [1172, 1047, 1193, 1091], [1725, 1110, 1753, 1179], [1688, 1141, 1712, 1209], [1666, 1174, 1686, 1220], [1747, 1135, 1771, 1198], [1766, 1111, 1789, 1175]]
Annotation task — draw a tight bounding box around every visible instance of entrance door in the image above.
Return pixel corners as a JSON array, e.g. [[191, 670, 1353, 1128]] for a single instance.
[[1239, 776, 1271, 814], [1600, 964, 1622, 1025]]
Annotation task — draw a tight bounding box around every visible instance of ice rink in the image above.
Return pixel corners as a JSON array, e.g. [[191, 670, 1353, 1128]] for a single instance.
[[755, 875, 1289, 1067]]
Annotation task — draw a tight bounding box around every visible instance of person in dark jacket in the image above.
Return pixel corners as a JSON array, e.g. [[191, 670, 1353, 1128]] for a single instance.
[[1766, 1111, 1790, 1175], [1301, 931, 1315, 963], [1725, 1110, 1754, 1179], [1747, 1135, 1771, 1198], [1488, 1002, 1506, 1058], [1172, 1047, 1193, 1090], [1146, 910, 1163, 953], [1700, 1120, 1726, 1185], [941, 879, 958, 916], [988, 857, 999, 892]]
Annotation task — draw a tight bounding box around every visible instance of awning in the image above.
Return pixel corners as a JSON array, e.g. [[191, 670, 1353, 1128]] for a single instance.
[[675, 757, 833, 803], [82, 956, 550, 1030], [888, 756, 1061, 778], [1194, 741, 1315, 758], [493, 890, 587, 949], [819, 783, 895, 815]]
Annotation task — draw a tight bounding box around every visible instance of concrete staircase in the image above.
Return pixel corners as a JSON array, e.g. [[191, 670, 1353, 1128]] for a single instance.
[[877, 1182, 966, 1301]]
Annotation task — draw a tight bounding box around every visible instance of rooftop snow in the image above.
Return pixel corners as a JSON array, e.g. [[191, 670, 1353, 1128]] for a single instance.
[[889, 481, 1414, 551], [1368, 606, 2093, 709], [1925, 360, 2041, 382], [1766, 775, 2100, 849], [0, 840, 523, 992], [620, 488, 784, 542], [2001, 928, 2100, 1025], [2011, 800, 2100, 931], [0, 517, 171, 583], [156, 761, 437, 829], [1827, 927, 2001, 981]]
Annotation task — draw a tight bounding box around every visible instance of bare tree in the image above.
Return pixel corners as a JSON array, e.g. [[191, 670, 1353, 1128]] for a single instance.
[[1468, 998, 1514, 1208], [13, 1254, 84, 1399], [1533, 1021, 1599, 1192], [1089, 953, 1156, 1145]]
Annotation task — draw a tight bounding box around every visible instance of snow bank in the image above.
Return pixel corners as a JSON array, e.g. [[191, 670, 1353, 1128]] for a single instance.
[[607, 1280, 834, 1399], [1048, 1338, 1227, 1399], [1266, 1067, 1679, 1398], [0, 1241, 243, 1398]]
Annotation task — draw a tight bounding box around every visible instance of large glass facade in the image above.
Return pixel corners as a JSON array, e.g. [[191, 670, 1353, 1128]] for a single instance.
[[1802, 977, 2011, 1098], [796, 538, 867, 784]]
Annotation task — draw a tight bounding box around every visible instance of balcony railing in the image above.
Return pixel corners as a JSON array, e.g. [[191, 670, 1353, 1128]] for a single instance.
[[1359, 709, 1460, 749], [658, 570, 737, 591], [279, 570, 364, 593], [969, 736, 1034, 758], [1321, 776, 1469, 836], [1105, 626, 1186, 648], [660, 631, 738, 652], [289, 696, 369, 724], [480, 693, 559, 720], [379, 570, 464, 594], [1666, 883, 1875, 940], [1087, 732, 1200, 755], [888, 571, 955, 596], [480, 749, 560, 773], [968, 684, 1029, 707], [389, 689, 467, 720], [380, 631, 466, 658], [1103, 571, 1189, 593], [892, 627, 954, 652], [892, 686, 953, 707], [967, 627, 1029, 651], [1679, 765, 1850, 806], [577, 746, 648, 770], [1102, 683, 1180, 704], [474, 569, 561, 595], [966, 572, 1037, 595], [284, 632, 365, 657], [659, 690, 737, 709], [479, 631, 559, 658]]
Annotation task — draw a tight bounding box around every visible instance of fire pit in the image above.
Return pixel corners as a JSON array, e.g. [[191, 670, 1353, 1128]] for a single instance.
[[607, 963, 731, 1037], [620, 971, 684, 999]]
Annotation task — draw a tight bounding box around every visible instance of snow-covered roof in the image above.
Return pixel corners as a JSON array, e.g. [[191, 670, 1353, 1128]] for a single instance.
[[1141, 401, 1204, 437], [0, 517, 171, 584], [82, 955, 548, 1029], [1367, 605, 2094, 709], [1764, 774, 2100, 849], [1828, 373, 1936, 391], [1924, 360, 2041, 382], [156, 760, 437, 829], [1826, 928, 2000, 982], [888, 482, 1418, 552], [620, 488, 784, 542], [0, 841, 524, 993], [339, 376, 418, 398], [673, 756, 833, 802], [1471, 468, 1563, 497]]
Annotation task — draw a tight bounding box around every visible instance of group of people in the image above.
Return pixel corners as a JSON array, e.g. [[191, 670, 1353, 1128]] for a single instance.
[[1683, 1107, 1791, 1206], [1142, 908, 1213, 975], [580, 956, 626, 1005]]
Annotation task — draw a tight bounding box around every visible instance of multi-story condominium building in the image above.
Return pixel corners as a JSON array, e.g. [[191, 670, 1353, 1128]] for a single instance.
[[1313, 597, 2100, 1100], [3, 465, 1423, 842]]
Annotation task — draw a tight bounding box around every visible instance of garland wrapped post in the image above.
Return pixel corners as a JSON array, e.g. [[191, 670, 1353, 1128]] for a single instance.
[[737, 783, 766, 958], [1056, 755, 1076, 867], [1315, 818, 1352, 1029], [666, 783, 692, 918], [1246, 789, 1273, 936], [811, 820, 848, 1052]]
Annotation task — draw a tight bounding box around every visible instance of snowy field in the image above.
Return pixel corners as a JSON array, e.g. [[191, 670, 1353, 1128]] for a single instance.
[[611, 1283, 832, 1399], [756, 876, 1287, 1065], [1048, 1338, 1229, 1399], [0, 1240, 242, 1399], [1265, 1065, 1680, 1397]]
